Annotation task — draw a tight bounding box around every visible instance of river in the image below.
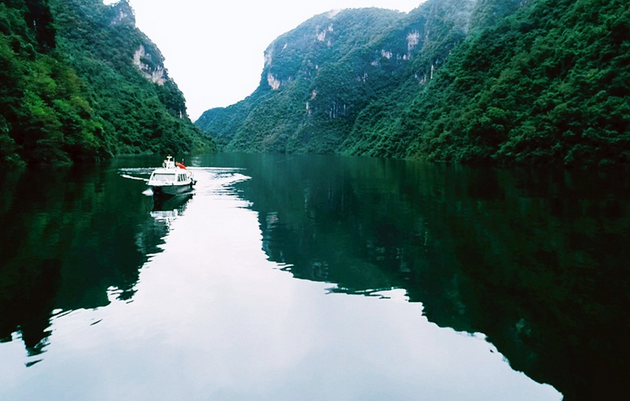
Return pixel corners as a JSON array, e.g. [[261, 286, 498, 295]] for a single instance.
[[1, 152, 628, 400]]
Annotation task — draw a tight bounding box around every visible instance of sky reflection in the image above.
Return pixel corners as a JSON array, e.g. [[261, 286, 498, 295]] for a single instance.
[[0, 165, 561, 401]]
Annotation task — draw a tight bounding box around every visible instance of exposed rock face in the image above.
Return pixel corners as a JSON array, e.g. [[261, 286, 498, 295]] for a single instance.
[[133, 45, 166, 85], [110, 0, 135, 26], [267, 73, 281, 91], [105, 1, 170, 87]]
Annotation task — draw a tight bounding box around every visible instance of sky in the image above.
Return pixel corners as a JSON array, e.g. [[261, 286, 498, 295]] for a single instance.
[[104, 0, 426, 121]]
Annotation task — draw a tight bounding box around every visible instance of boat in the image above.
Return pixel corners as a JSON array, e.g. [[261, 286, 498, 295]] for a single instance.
[[147, 155, 196, 196]]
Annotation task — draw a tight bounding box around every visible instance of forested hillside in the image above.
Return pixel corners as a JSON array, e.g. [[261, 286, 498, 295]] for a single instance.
[[0, 0, 212, 167], [197, 0, 630, 166], [197, 7, 406, 153], [349, 0, 630, 165]]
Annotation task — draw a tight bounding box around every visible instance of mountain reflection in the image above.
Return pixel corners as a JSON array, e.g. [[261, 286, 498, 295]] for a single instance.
[[0, 162, 190, 361], [232, 154, 630, 401]]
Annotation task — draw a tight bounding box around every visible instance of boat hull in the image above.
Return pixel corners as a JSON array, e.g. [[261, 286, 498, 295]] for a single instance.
[[150, 182, 193, 196]]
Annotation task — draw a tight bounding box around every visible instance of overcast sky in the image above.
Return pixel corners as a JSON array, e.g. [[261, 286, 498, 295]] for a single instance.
[[105, 0, 426, 120]]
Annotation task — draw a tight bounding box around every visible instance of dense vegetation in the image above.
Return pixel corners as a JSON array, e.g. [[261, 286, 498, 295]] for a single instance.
[[351, 0, 630, 165], [197, 7, 409, 153], [197, 0, 630, 166], [0, 0, 213, 167]]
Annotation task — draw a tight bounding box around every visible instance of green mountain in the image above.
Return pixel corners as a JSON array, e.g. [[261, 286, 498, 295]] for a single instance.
[[0, 0, 214, 167], [196, 0, 629, 166]]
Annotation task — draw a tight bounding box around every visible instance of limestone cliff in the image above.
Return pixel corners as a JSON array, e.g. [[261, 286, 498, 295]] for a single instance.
[[197, 0, 630, 166], [0, 0, 212, 166], [196, 0, 527, 155]]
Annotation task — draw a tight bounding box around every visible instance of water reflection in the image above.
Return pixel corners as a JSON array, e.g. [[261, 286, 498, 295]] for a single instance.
[[152, 192, 194, 214], [0, 153, 626, 400], [0, 159, 193, 363], [202, 153, 630, 401]]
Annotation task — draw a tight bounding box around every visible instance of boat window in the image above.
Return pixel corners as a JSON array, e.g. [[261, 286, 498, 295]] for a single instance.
[[151, 173, 176, 182]]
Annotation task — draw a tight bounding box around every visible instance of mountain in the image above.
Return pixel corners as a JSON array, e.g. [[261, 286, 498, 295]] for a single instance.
[[197, 7, 406, 153], [0, 0, 214, 167], [196, 0, 630, 166]]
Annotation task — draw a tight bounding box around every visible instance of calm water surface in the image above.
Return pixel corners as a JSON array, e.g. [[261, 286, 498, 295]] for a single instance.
[[1, 153, 629, 400]]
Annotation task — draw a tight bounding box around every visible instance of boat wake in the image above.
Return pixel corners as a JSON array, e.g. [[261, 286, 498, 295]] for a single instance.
[[121, 174, 149, 182], [119, 166, 250, 197]]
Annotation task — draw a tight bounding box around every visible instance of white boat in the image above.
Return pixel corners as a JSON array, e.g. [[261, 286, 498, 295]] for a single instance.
[[147, 155, 196, 196]]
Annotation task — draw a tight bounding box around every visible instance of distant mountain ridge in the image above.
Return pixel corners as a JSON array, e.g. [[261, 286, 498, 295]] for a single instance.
[[196, 0, 630, 166], [0, 0, 213, 167]]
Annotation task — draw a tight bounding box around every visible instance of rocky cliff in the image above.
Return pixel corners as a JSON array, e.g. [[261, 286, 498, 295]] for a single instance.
[[196, 0, 527, 154], [197, 0, 630, 166], [0, 0, 213, 167]]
